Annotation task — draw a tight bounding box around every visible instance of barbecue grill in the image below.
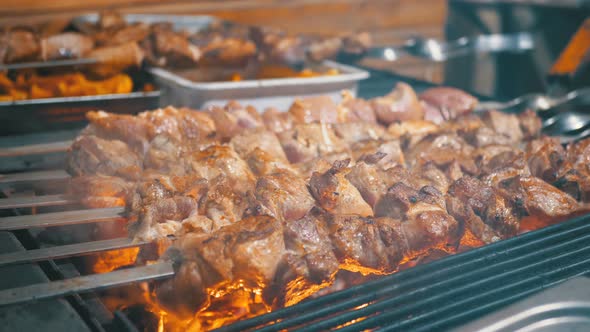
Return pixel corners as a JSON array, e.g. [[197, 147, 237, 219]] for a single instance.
[[1, 70, 590, 332]]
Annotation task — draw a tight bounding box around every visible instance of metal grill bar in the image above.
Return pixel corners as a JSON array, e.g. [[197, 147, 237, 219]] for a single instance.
[[0, 261, 174, 307], [0, 141, 72, 158], [0, 207, 125, 231], [217, 213, 590, 332], [0, 237, 147, 268], [0, 194, 76, 209], [0, 170, 70, 184]]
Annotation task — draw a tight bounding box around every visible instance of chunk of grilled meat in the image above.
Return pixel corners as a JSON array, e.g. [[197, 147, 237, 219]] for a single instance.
[[1, 28, 40, 63], [210, 102, 264, 140], [278, 123, 349, 164], [230, 128, 288, 161], [40, 32, 94, 60], [248, 169, 316, 222], [419, 87, 477, 123], [289, 95, 340, 124], [67, 135, 142, 179], [447, 176, 519, 242], [69, 175, 134, 208], [497, 175, 580, 220], [371, 82, 424, 124], [156, 215, 285, 317], [85, 41, 144, 77], [554, 138, 590, 202], [310, 159, 373, 217]]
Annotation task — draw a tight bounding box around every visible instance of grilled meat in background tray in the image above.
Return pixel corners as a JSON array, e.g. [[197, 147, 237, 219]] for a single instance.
[[58, 81, 590, 330]]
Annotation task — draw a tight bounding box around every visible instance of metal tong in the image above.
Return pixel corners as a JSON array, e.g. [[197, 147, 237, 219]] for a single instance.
[[338, 32, 534, 63], [476, 87, 590, 143]]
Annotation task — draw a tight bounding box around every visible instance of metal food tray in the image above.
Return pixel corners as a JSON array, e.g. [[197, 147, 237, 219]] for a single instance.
[[0, 91, 161, 136], [455, 277, 590, 332], [150, 60, 369, 110], [73, 13, 370, 110]]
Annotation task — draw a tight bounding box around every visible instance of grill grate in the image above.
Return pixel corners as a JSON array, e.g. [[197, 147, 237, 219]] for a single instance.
[[217, 213, 590, 331]]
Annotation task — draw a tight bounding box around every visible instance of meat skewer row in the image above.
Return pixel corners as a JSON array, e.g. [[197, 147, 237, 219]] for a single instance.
[[66, 83, 590, 318]]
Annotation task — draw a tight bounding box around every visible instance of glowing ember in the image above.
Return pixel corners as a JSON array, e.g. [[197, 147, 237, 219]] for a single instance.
[[92, 247, 140, 273]]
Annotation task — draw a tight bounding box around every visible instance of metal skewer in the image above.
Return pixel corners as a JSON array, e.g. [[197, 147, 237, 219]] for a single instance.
[[0, 237, 148, 268], [0, 170, 70, 184], [0, 58, 97, 71], [0, 261, 174, 307], [0, 140, 72, 158], [0, 207, 126, 231], [0, 194, 76, 209]]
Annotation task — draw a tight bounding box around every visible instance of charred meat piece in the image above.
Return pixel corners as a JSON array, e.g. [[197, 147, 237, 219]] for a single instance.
[[526, 136, 567, 182], [346, 157, 410, 208], [245, 148, 296, 177], [374, 184, 460, 255], [387, 119, 440, 149], [143, 135, 187, 175], [41, 32, 94, 60], [480, 110, 524, 144], [230, 128, 288, 161], [554, 138, 590, 202], [185, 145, 255, 195], [333, 122, 385, 144], [371, 82, 424, 124], [86, 110, 155, 154], [153, 29, 201, 66], [419, 87, 477, 122], [2, 28, 40, 63], [406, 133, 478, 175], [339, 90, 377, 123], [248, 169, 316, 222], [138, 106, 216, 144], [199, 37, 257, 66], [280, 209, 339, 283], [310, 159, 373, 217], [499, 175, 579, 220], [98, 10, 126, 30], [351, 139, 404, 170], [325, 214, 392, 274], [105, 23, 151, 46], [85, 41, 144, 77], [289, 95, 340, 124], [411, 162, 451, 194], [210, 101, 264, 140], [198, 175, 250, 227], [69, 175, 134, 208], [262, 108, 295, 133], [447, 176, 520, 239], [130, 173, 207, 209], [278, 123, 349, 164], [130, 196, 200, 241], [157, 215, 284, 316], [67, 135, 142, 179], [518, 109, 542, 139]]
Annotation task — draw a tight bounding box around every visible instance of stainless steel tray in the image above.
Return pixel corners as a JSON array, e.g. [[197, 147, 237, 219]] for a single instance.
[[149, 60, 369, 110], [73, 13, 370, 110], [455, 277, 590, 332]]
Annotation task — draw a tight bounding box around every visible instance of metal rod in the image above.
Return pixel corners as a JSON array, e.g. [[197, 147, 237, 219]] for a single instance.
[[0, 194, 76, 209], [0, 261, 174, 307], [0, 141, 72, 158], [0, 207, 126, 231], [0, 58, 97, 71], [0, 237, 147, 268], [0, 170, 70, 184]]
